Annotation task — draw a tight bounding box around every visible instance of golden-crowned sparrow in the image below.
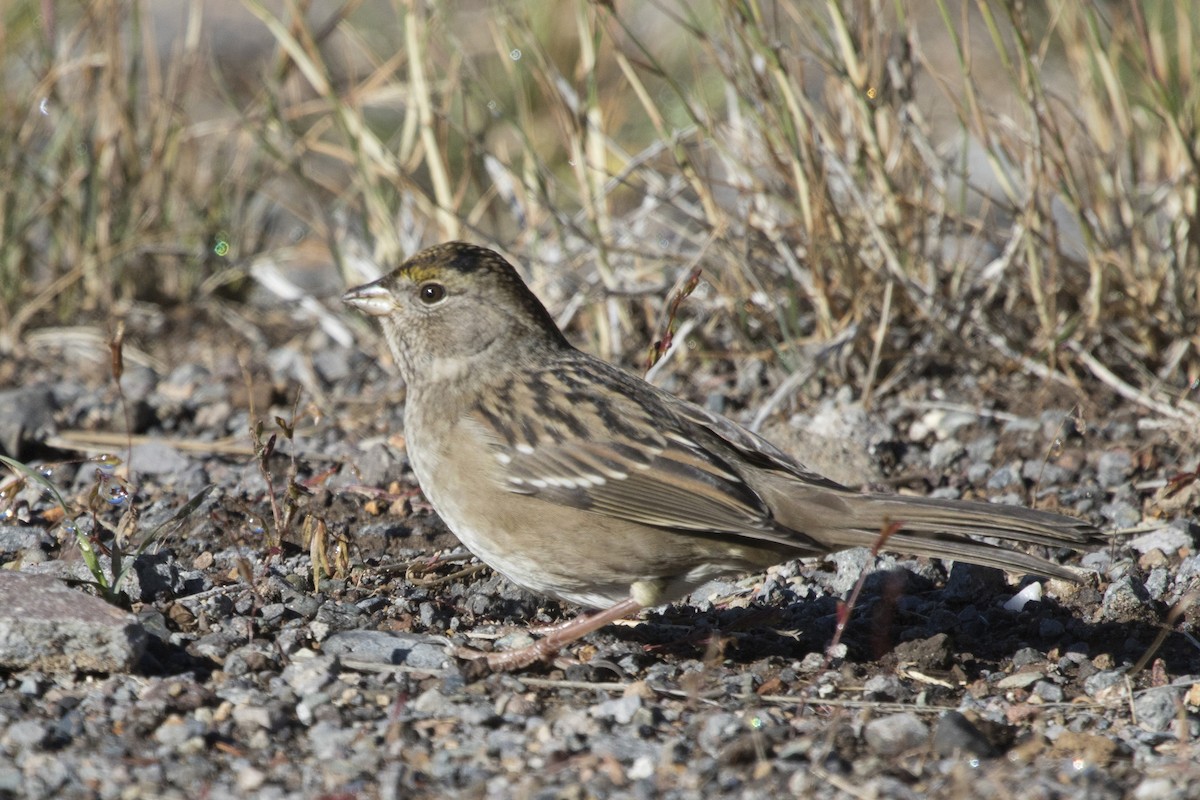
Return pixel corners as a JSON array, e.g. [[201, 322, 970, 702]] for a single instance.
[[344, 242, 1099, 671]]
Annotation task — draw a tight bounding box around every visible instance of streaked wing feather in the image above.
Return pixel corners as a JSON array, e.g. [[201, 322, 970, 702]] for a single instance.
[[472, 360, 782, 536], [503, 436, 777, 533]]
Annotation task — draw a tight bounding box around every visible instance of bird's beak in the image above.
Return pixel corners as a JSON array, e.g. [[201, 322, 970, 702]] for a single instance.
[[342, 281, 393, 317]]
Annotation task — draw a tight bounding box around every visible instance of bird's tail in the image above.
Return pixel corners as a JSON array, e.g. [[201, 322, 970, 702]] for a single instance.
[[791, 491, 1102, 581]]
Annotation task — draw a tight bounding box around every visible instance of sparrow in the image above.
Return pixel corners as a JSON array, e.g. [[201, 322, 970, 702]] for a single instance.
[[344, 242, 1099, 671]]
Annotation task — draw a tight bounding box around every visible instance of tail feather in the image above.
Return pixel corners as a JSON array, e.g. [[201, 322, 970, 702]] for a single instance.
[[806, 493, 1101, 581], [809, 528, 1085, 581]]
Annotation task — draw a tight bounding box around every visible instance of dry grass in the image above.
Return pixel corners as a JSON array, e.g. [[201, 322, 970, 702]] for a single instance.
[[2, 0, 1197, 428]]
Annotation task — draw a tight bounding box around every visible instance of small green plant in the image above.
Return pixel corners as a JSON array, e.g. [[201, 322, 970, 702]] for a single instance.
[[0, 452, 212, 604]]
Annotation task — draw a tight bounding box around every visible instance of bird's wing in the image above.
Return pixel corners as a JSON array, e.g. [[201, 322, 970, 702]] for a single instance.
[[469, 356, 826, 550]]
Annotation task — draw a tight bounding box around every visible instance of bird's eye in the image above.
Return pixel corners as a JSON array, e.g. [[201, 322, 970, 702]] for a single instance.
[[419, 283, 446, 304]]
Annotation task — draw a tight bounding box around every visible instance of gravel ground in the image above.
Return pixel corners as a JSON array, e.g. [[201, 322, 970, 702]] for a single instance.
[[1, 304, 1198, 800]]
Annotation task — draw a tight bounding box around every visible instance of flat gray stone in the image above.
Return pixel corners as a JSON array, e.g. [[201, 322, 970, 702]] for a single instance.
[[1128, 526, 1192, 556], [0, 571, 147, 672], [321, 629, 451, 670]]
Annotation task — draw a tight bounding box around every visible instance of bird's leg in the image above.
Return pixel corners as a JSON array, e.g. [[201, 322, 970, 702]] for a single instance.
[[482, 597, 644, 672], [527, 610, 608, 636]]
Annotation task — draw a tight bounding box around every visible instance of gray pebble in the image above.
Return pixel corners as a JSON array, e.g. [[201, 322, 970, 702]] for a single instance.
[[0, 385, 56, 457], [965, 435, 996, 463], [281, 654, 338, 696], [931, 714, 998, 758], [996, 671, 1042, 689], [1128, 526, 1192, 556], [1099, 576, 1153, 623], [313, 348, 352, 384], [986, 461, 1022, 490], [862, 673, 905, 701], [153, 715, 207, 748], [1134, 686, 1182, 732], [1022, 459, 1069, 485], [1096, 451, 1133, 488], [1083, 669, 1127, 697], [696, 712, 742, 757], [928, 438, 964, 469], [0, 571, 146, 672], [3, 719, 48, 749], [1134, 777, 1179, 800], [1011, 647, 1044, 668], [232, 703, 284, 732], [1032, 681, 1064, 703], [322, 630, 451, 670], [1099, 501, 1142, 528], [590, 693, 642, 725], [864, 712, 929, 756], [0, 526, 52, 555], [128, 441, 191, 476]]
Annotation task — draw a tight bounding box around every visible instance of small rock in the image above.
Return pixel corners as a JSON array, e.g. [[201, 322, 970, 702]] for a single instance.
[[996, 672, 1043, 689], [862, 674, 905, 701], [697, 712, 742, 757], [3, 719, 48, 750], [153, 715, 206, 748], [1011, 647, 1044, 668], [932, 711, 997, 758], [1021, 459, 1070, 485], [1080, 551, 1112, 572], [313, 348, 352, 384], [864, 712, 929, 757], [128, 441, 191, 475], [928, 439, 964, 470], [322, 630, 451, 670], [1083, 669, 1126, 698], [1099, 501, 1142, 529], [1033, 680, 1064, 703], [236, 766, 267, 793], [627, 755, 655, 780], [0, 571, 146, 672], [1003, 582, 1043, 612], [1096, 451, 1132, 489], [224, 644, 277, 677], [0, 526, 52, 555], [1128, 527, 1191, 556], [355, 442, 404, 489], [411, 687, 449, 715], [912, 409, 976, 441], [1099, 576, 1154, 624], [232, 704, 283, 732], [965, 436, 996, 463], [1134, 777, 1177, 800], [986, 462, 1023, 491], [893, 633, 951, 671], [797, 652, 826, 673], [131, 552, 185, 601], [1133, 686, 1182, 732], [281, 654, 338, 696], [590, 693, 642, 725], [0, 385, 56, 457]]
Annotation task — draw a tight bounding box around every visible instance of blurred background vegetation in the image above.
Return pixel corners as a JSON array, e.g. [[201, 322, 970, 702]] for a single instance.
[[1, 0, 1197, 426]]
